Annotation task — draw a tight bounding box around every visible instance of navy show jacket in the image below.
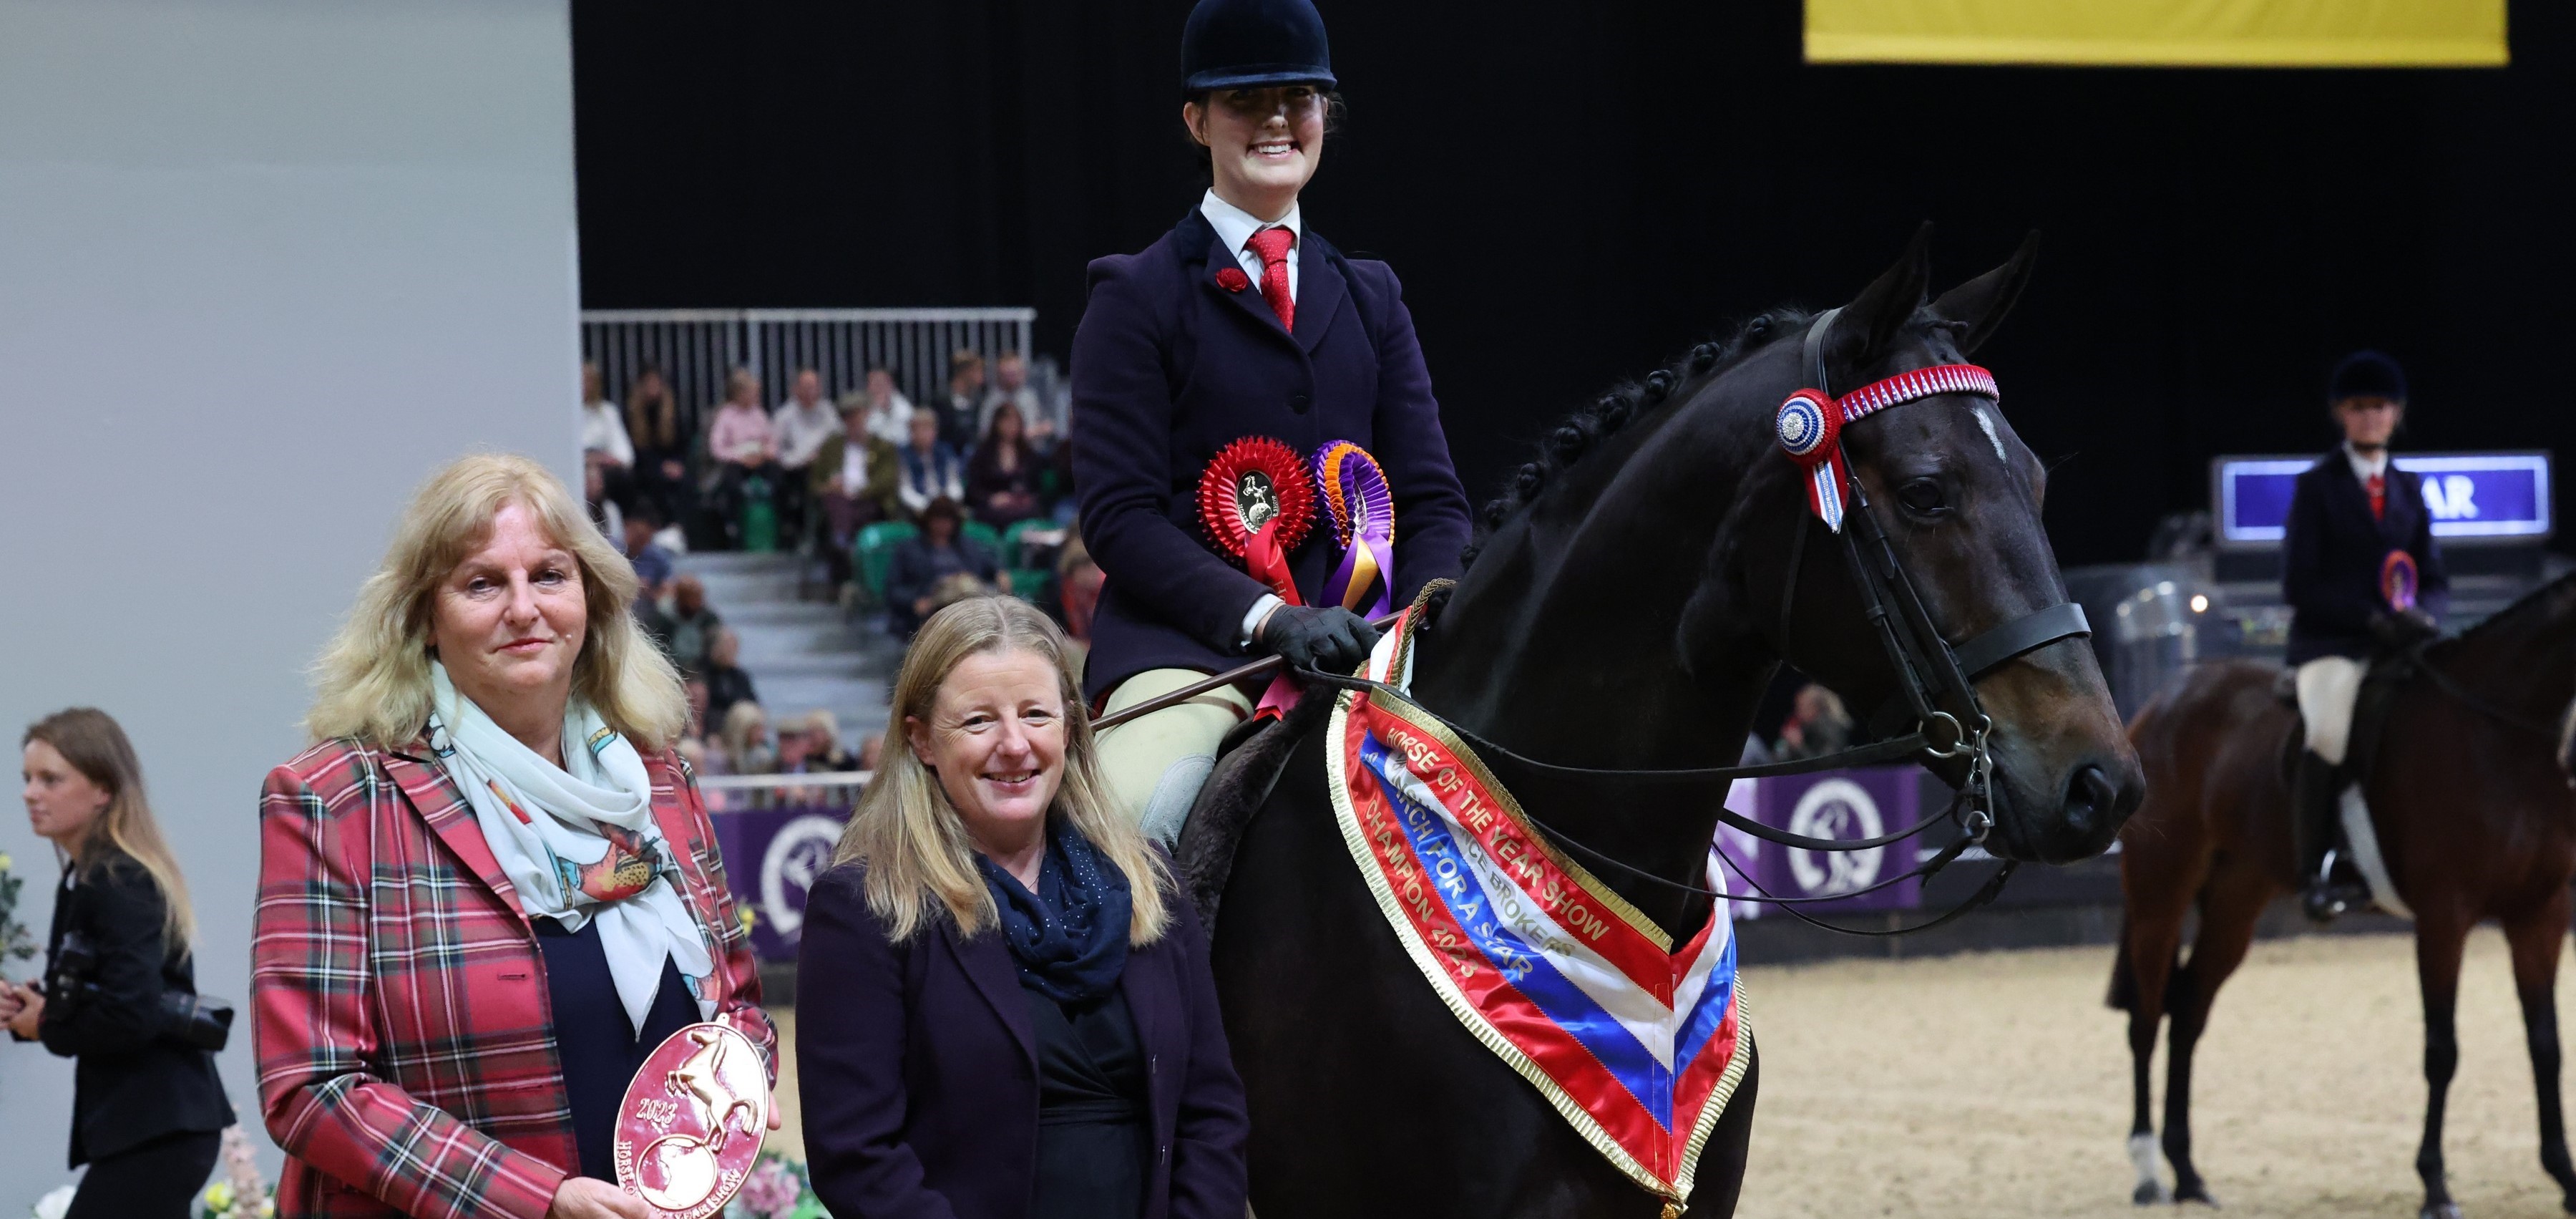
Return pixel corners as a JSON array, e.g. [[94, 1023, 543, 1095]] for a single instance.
[[795, 860, 1250, 1219], [2283, 446, 2450, 664], [1070, 207, 1473, 701]]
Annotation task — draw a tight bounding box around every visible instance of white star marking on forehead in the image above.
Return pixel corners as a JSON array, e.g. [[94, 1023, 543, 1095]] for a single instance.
[[1975, 406, 2009, 465]]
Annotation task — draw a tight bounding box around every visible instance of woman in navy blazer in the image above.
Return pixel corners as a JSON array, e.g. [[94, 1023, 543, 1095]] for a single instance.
[[1070, 0, 1473, 842], [797, 596, 1248, 1219]]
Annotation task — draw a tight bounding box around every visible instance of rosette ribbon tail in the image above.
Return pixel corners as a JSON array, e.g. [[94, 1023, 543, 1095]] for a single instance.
[[1325, 530, 1395, 616], [1246, 519, 1308, 722]]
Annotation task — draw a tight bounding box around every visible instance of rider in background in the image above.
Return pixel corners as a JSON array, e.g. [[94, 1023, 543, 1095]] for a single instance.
[[1070, 0, 1471, 843], [2282, 350, 2447, 920]]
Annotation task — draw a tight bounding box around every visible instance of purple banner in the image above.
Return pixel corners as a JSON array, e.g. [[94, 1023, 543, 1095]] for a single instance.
[[710, 806, 849, 962], [1732, 767, 1921, 913]]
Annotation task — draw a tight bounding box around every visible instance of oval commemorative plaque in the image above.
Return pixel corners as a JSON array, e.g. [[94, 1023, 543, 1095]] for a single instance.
[[614, 1021, 770, 1218]]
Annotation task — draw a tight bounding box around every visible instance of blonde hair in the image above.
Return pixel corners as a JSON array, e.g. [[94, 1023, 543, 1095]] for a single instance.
[[834, 596, 1170, 944], [720, 700, 771, 773], [24, 708, 195, 954], [306, 452, 688, 751]]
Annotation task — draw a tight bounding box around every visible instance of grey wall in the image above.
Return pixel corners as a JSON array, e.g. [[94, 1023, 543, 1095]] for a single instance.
[[0, 0, 579, 1205]]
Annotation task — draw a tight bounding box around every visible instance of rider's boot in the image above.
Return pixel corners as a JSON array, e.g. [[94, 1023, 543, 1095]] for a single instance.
[[2290, 748, 2368, 921]]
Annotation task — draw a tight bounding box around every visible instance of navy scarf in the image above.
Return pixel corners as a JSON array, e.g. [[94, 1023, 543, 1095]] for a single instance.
[[976, 821, 1132, 1005]]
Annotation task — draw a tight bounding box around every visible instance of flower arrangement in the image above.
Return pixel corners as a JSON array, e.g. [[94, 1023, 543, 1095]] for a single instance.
[[727, 1151, 829, 1219], [0, 851, 40, 976], [194, 1126, 275, 1219]]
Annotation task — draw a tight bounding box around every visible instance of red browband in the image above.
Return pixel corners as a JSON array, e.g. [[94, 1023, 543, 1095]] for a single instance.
[[1835, 363, 1999, 427]]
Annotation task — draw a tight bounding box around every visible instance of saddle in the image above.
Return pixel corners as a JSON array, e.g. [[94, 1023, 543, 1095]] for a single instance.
[[1171, 684, 1337, 933], [2275, 646, 2419, 795]]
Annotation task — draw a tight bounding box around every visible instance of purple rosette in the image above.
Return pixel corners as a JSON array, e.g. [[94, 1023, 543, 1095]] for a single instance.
[[1310, 440, 1397, 617]]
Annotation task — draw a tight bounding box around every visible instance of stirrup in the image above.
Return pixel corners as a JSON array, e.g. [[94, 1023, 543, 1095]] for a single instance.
[[2301, 880, 2350, 923]]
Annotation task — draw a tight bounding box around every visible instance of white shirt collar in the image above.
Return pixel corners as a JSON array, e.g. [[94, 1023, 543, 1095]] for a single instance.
[[1200, 188, 1301, 262], [2345, 443, 2390, 481]]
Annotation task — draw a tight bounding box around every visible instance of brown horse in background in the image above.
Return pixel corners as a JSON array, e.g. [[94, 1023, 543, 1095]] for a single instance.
[[2112, 573, 2576, 1218]]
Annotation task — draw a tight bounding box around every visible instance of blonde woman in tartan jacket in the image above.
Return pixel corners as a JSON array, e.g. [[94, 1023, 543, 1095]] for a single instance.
[[254, 455, 775, 1219]]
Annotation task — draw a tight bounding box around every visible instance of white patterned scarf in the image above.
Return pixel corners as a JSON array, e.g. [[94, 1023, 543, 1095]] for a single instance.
[[428, 663, 714, 1032]]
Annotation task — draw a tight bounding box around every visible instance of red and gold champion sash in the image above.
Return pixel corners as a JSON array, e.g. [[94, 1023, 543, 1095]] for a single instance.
[[1324, 608, 1750, 1209]]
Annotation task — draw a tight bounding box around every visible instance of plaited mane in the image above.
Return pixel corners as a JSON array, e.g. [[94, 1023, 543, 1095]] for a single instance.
[[1461, 308, 1811, 569]]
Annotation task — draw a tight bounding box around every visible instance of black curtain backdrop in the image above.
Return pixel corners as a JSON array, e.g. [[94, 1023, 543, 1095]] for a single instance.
[[572, 1, 2574, 565]]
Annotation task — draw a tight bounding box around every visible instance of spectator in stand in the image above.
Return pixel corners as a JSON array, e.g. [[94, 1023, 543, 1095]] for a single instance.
[[814, 394, 904, 587], [624, 506, 678, 657], [578, 361, 634, 480], [713, 700, 775, 778], [1043, 431, 1079, 524], [708, 367, 780, 546], [666, 575, 723, 674], [1772, 683, 1854, 762], [897, 409, 965, 520], [965, 403, 1046, 528], [859, 366, 914, 446], [978, 351, 1051, 450], [857, 731, 884, 772], [702, 626, 761, 728], [886, 497, 1005, 639], [625, 363, 693, 527], [622, 505, 675, 598], [932, 349, 985, 455], [771, 367, 837, 541], [799, 709, 860, 772], [1056, 528, 1104, 649], [774, 368, 839, 471], [681, 676, 711, 748], [581, 458, 623, 541]]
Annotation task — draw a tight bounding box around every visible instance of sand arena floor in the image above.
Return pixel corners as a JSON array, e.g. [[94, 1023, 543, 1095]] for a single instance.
[[1733, 931, 2576, 1218], [765, 931, 2576, 1217]]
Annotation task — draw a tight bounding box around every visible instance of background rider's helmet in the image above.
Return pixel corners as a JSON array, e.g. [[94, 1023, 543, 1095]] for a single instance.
[[1180, 0, 1336, 97], [2328, 350, 2408, 407]]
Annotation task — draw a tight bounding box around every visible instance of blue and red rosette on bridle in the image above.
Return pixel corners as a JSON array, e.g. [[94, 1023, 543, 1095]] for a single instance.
[[1199, 437, 1396, 717]]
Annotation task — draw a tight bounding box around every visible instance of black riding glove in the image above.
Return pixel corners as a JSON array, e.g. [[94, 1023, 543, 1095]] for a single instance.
[[1257, 604, 1381, 676], [2368, 608, 2439, 646]]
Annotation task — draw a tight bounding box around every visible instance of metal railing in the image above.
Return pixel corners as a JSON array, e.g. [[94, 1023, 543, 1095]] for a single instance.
[[580, 308, 1036, 439], [696, 770, 869, 814]]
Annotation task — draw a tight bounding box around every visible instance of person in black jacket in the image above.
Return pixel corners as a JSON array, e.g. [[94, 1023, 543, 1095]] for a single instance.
[[4, 707, 233, 1218], [2281, 351, 2448, 920]]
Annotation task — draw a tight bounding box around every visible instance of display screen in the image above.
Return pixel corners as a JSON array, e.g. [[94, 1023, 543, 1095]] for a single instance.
[[2212, 452, 2550, 546]]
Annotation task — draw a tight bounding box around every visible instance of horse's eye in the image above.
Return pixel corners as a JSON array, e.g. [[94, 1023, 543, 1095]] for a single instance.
[[1896, 478, 1948, 516]]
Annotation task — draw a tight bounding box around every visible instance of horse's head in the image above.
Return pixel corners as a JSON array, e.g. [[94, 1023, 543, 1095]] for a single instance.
[[1693, 230, 2142, 863]]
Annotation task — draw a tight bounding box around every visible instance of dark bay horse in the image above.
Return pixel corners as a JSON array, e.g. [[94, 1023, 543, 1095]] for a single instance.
[[2113, 573, 2576, 1217], [1204, 233, 2144, 1218]]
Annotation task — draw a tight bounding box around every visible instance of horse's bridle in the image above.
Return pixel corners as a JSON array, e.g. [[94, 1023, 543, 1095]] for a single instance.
[[1292, 311, 2099, 936], [1772, 306, 2094, 845]]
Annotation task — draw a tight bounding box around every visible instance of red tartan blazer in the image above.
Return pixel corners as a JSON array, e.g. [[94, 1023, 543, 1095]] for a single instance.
[[253, 734, 776, 1219]]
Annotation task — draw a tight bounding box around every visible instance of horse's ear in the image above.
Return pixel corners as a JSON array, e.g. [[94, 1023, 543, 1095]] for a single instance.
[[1833, 223, 1933, 374], [1928, 230, 2040, 356]]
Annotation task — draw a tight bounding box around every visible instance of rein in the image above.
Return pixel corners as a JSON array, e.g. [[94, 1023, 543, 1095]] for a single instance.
[[2409, 644, 2565, 737]]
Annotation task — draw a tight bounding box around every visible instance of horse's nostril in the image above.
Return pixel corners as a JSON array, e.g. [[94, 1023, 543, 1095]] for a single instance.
[[2064, 764, 2119, 837]]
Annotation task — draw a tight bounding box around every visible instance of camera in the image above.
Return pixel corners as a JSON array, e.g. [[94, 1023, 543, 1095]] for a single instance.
[[47, 931, 233, 1052]]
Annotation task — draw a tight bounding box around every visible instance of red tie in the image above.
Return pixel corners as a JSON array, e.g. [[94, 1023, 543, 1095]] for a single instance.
[[2366, 472, 2386, 520], [1245, 226, 1295, 333]]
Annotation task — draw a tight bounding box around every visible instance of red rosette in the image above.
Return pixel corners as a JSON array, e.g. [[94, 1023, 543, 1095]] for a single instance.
[[1214, 266, 1252, 293], [1198, 437, 1316, 560], [615, 1021, 769, 1218]]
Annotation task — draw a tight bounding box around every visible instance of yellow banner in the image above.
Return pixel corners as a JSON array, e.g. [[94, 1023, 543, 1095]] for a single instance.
[[1805, 0, 2507, 67]]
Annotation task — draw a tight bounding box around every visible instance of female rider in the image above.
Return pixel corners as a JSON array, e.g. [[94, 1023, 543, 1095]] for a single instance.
[[1071, 0, 1472, 842]]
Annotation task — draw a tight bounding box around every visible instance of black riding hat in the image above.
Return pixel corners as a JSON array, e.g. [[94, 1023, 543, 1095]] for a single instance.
[[1181, 0, 1336, 97], [2328, 350, 2408, 404]]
